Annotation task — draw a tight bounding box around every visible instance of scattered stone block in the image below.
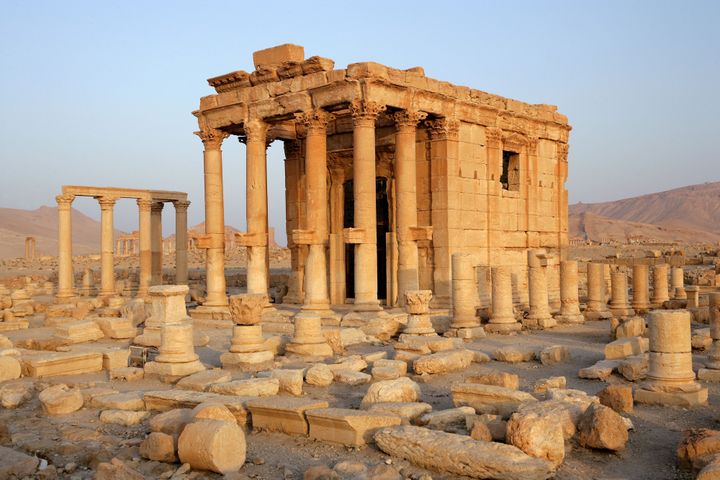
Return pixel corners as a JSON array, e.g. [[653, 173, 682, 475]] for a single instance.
[[417, 406, 475, 432], [693, 329, 712, 350], [533, 376, 566, 394], [467, 414, 507, 442], [0, 334, 13, 348], [360, 377, 421, 408], [271, 368, 304, 396], [328, 355, 368, 373], [0, 446, 40, 478], [677, 429, 720, 470], [0, 382, 33, 409], [209, 378, 280, 397], [191, 402, 237, 424], [144, 390, 250, 426], [578, 360, 619, 381], [604, 336, 648, 360], [333, 369, 371, 385], [96, 458, 144, 480], [698, 458, 720, 480], [109, 367, 144, 381], [371, 359, 407, 380], [614, 316, 646, 338], [374, 426, 556, 480], [178, 419, 246, 474], [149, 408, 195, 436], [247, 397, 329, 435], [451, 383, 536, 417], [100, 409, 150, 426], [366, 402, 432, 424], [413, 349, 473, 375], [176, 369, 232, 392], [466, 370, 520, 390], [93, 391, 145, 411], [469, 418, 493, 441], [598, 384, 634, 413], [507, 405, 566, 467], [0, 356, 21, 382], [94, 317, 136, 339], [471, 350, 491, 363], [618, 355, 648, 381], [39, 384, 83, 415], [634, 388, 708, 407], [539, 345, 570, 365], [54, 320, 104, 344], [576, 404, 628, 451], [494, 346, 536, 363], [305, 364, 334, 387], [306, 408, 401, 446], [22, 351, 103, 377], [140, 431, 177, 463]]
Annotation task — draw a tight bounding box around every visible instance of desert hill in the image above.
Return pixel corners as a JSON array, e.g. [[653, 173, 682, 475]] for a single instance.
[[569, 181, 720, 244], [0, 206, 126, 259]]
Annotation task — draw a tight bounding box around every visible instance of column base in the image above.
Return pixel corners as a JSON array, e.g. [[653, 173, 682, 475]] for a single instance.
[[634, 387, 708, 407], [522, 316, 557, 330], [341, 310, 388, 327], [485, 322, 522, 334], [609, 306, 635, 317], [444, 326, 486, 340], [353, 300, 383, 313], [554, 313, 585, 324], [220, 351, 274, 372], [144, 359, 205, 383], [632, 303, 651, 314], [698, 368, 720, 382], [285, 341, 334, 358], [583, 310, 613, 321], [134, 328, 209, 348], [296, 308, 341, 325], [55, 293, 76, 303]]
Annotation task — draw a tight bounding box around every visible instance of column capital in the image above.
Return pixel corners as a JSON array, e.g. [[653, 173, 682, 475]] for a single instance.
[[173, 200, 191, 212], [96, 196, 117, 210], [484, 126, 503, 146], [137, 198, 154, 211], [426, 117, 460, 141], [56, 194, 75, 209], [151, 202, 164, 213], [283, 139, 302, 159], [241, 118, 270, 144], [195, 128, 230, 150], [350, 100, 386, 127], [295, 109, 333, 134], [557, 142, 569, 163], [394, 110, 428, 131]]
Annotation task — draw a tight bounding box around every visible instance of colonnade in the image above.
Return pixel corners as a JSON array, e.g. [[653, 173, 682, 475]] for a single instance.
[[24, 237, 36, 259], [55, 187, 189, 300]]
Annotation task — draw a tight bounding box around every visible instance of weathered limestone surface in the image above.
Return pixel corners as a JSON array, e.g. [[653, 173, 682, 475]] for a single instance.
[[507, 405, 566, 467], [247, 397, 329, 435], [140, 432, 177, 463], [306, 408, 401, 446], [413, 349, 473, 375], [576, 404, 628, 451], [0, 446, 40, 479], [176, 369, 232, 392], [22, 351, 103, 378], [360, 377, 421, 408], [452, 383, 536, 417], [375, 425, 555, 480], [209, 378, 280, 397], [178, 419, 246, 474], [39, 384, 83, 415], [144, 390, 250, 425]]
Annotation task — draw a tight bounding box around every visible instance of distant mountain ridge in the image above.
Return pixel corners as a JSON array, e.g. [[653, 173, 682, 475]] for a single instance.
[[569, 181, 720, 243]]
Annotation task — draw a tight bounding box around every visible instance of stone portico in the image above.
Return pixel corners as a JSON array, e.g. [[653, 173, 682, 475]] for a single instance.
[[192, 44, 571, 318]]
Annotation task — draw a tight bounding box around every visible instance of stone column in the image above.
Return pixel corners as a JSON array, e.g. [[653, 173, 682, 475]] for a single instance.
[[220, 293, 274, 371], [402, 290, 436, 336], [636, 310, 707, 406], [671, 267, 686, 300], [294, 109, 334, 319], [699, 293, 720, 381], [135, 285, 193, 347], [349, 100, 385, 312], [137, 199, 153, 297], [283, 140, 304, 304], [98, 196, 117, 297], [609, 268, 634, 317], [651, 263, 670, 306], [686, 286, 700, 309], [242, 119, 270, 296], [524, 249, 556, 329], [585, 263, 611, 320], [151, 202, 164, 285], [144, 320, 205, 381], [486, 266, 521, 334], [447, 253, 484, 338], [81, 268, 94, 296], [174, 200, 190, 286], [195, 128, 230, 313], [555, 260, 584, 323], [631, 264, 650, 313], [56, 194, 75, 299], [394, 109, 427, 304]]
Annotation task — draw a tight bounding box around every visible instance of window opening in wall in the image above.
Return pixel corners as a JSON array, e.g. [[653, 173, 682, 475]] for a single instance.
[[501, 150, 520, 191]]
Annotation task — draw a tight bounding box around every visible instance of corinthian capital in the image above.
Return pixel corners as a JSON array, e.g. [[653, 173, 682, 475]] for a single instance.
[[242, 119, 269, 144], [173, 200, 191, 212], [56, 194, 75, 209], [136, 198, 153, 212], [97, 196, 117, 210], [295, 109, 333, 135], [394, 110, 428, 131], [195, 128, 230, 150], [349, 100, 386, 126], [425, 117, 460, 141]]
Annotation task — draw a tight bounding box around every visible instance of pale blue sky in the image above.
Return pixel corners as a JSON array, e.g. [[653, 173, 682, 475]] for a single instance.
[[1, 1, 718, 244]]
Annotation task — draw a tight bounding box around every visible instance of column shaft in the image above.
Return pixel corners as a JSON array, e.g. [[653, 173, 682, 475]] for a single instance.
[[174, 201, 190, 285], [244, 119, 269, 295], [98, 196, 116, 296], [137, 199, 153, 296], [151, 202, 163, 285], [56, 194, 75, 299], [651, 264, 670, 305]]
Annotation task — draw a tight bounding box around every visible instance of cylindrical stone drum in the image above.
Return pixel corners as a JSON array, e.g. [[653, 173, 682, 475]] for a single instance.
[[586, 263, 606, 311], [651, 264, 670, 304], [292, 316, 326, 344], [490, 266, 515, 323], [156, 322, 199, 363], [710, 293, 720, 340], [451, 253, 479, 327], [632, 264, 649, 309], [229, 325, 265, 353], [610, 270, 628, 307], [647, 310, 692, 353], [559, 260, 580, 315], [646, 351, 696, 384]]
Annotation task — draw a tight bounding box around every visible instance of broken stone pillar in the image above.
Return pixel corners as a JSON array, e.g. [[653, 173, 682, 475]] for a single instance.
[[585, 263, 611, 320], [144, 321, 204, 381], [631, 264, 650, 313], [651, 264, 670, 306], [135, 285, 190, 347], [686, 286, 700, 309], [447, 253, 483, 338], [402, 290, 436, 336], [151, 202, 164, 285], [699, 293, 720, 381], [136, 199, 153, 297], [194, 128, 230, 318], [486, 266, 521, 334], [81, 268, 95, 296], [174, 200, 190, 286], [98, 196, 117, 297], [523, 249, 556, 330], [56, 194, 75, 300], [555, 260, 584, 324], [609, 269, 634, 317], [220, 293, 274, 371], [285, 315, 333, 358], [635, 310, 707, 406], [671, 267, 686, 300]]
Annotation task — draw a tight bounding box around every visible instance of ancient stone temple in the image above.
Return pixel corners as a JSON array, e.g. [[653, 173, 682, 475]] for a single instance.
[[192, 44, 571, 316]]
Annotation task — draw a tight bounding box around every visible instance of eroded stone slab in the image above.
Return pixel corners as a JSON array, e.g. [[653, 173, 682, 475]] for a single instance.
[[306, 408, 401, 446], [247, 397, 329, 435]]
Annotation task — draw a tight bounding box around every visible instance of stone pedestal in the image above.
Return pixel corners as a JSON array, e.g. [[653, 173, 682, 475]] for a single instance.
[[555, 260, 584, 324], [635, 310, 707, 406], [486, 266, 521, 334], [135, 285, 191, 347], [686, 286, 700, 309], [609, 269, 635, 317], [585, 263, 612, 320], [144, 322, 205, 381], [631, 264, 650, 313], [403, 290, 437, 336], [447, 253, 484, 338], [651, 264, 670, 306], [671, 267, 686, 300], [220, 294, 274, 371], [285, 316, 333, 358], [523, 249, 556, 330], [699, 293, 720, 381]]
